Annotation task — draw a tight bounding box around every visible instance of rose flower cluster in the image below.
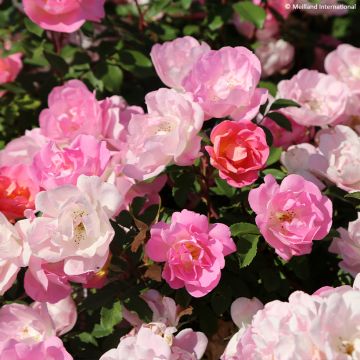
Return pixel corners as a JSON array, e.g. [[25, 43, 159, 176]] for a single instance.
[[0, 0, 360, 358]]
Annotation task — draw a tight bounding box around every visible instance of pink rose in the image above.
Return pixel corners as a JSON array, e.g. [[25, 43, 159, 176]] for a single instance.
[[39, 80, 102, 142], [205, 120, 269, 188], [123, 88, 204, 181], [249, 174, 332, 260], [100, 95, 144, 151], [151, 36, 210, 90], [277, 69, 350, 126], [0, 128, 48, 166], [24, 259, 72, 303], [325, 44, 360, 95], [182, 46, 267, 120], [0, 164, 39, 221], [280, 143, 326, 190], [145, 209, 236, 297], [32, 296, 77, 336], [255, 39, 294, 78], [329, 213, 360, 276], [100, 322, 207, 360], [315, 125, 360, 192], [31, 134, 111, 190], [26, 175, 122, 276], [23, 0, 105, 33], [0, 214, 29, 295], [0, 52, 22, 96], [0, 303, 72, 359]]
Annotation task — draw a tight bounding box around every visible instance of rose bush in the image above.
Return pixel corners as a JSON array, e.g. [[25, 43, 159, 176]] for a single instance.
[[0, 0, 359, 359]]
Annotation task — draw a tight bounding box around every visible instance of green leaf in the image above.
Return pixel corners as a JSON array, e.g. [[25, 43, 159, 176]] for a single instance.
[[78, 332, 98, 346], [345, 192, 360, 201], [92, 301, 122, 338], [209, 15, 224, 31], [102, 64, 123, 93], [24, 18, 44, 37], [233, 1, 266, 29], [230, 222, 260, 237], [263, 168, 286, 180], [44, 51, 69, 77], [270, 98, 300, 111], [266, 146, 282, 166], [259, 124, 273, 147], [237, 234, 259, 268], [212, 177, 236, 198], [266, 112, 292, 132], [259, 81, 277, 97]]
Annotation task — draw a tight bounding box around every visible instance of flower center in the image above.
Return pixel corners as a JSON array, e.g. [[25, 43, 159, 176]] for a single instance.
[[72, 209, 88, 246], [276, 210, 295, 223], [20, 325, 43, 343], [155, 121, 173, 135], [349, 66, 360, 79], [340, 340, 354, 356], [184, 242, 201, 260]]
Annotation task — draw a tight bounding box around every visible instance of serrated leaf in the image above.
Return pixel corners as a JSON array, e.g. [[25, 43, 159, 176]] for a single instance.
[[92, 301, 122, 338], [78, 332, 98, 346], [270, 99, 300, 111], [237, 234, 259, 268], [233, 1, 266, 29], [230, 222, 260, 237], [259, 124, 273, 147], [266, 112, 292, 132]]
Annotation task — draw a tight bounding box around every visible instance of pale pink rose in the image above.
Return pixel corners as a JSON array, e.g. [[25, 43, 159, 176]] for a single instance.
[[255, 39, 294, 78], [310, 289, 360, 358], [280, 143, 326, 190], [0, 52, 22, 96], [0, 214, 30, 295], [230, 297, 263, 329], [123, 88, 204, 181], [32, 296, 77, 336], [0, 164, 39, 221], [145, 209, 236, 297], [248, 174, 332, 260], [23, 0, 105, 33], [0, 128, 48, 166], [325, 44, 360, 94], [100, 95, 144, 151], [315, 125, 360, 192], [222, 293, 319, 360], [39, 80, 102, 142], [26, 175, 122, 276], [329, 213, 360, 276], [296, 0, 349, 16], [205, 120, 269, 188], [277, 69, 350, 126], [0, 303, 72, 359], [100, 322, 207, 360], [182, 46, 267, 120], [31, 134, 111, 190], [151, 36, 210, 90]]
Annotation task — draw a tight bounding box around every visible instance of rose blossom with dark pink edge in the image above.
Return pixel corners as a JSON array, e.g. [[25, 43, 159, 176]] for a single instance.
[[145, 209, 236, 297], [249, 174, 332, 260]]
